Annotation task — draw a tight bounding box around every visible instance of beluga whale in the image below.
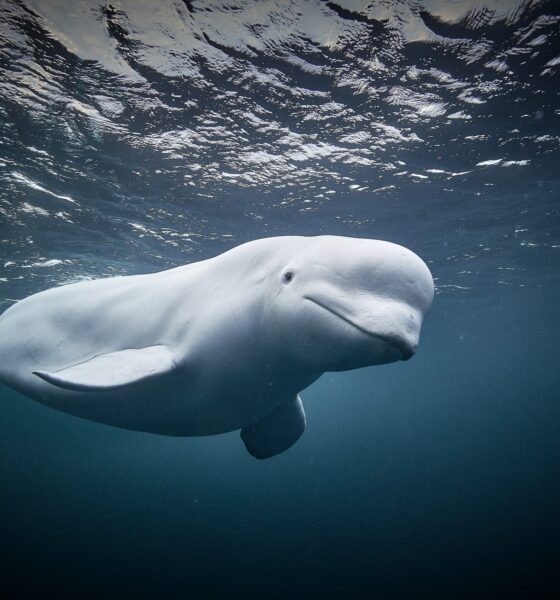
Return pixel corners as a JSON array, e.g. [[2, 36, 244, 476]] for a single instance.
[[0, 236, 434, 459]]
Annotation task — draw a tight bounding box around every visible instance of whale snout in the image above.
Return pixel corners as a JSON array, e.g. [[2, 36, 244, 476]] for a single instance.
[[303, 291, 426, 366], [395, 338, 417, 361], [376, 333, 417, 362]]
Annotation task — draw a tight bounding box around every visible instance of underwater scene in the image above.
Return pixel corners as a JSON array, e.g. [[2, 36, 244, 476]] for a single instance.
[[0, 0, 559, 597]]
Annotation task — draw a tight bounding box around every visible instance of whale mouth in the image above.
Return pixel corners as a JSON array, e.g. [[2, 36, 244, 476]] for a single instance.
[[303, 295, 414, 361]]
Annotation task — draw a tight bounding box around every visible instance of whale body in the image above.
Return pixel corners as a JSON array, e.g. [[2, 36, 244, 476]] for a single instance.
[[0, 236, 434, 458]]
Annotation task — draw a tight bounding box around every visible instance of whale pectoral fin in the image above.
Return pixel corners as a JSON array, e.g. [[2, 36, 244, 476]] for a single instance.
[[33, 345, 176, 391], [240, 395, 306, 459]]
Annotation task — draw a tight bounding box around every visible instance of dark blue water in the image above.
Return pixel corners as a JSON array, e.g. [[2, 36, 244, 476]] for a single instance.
[[1, 1, 559, 597]]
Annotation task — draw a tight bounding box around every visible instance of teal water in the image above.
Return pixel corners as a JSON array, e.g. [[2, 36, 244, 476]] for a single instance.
[[1, 1, 559, 597]]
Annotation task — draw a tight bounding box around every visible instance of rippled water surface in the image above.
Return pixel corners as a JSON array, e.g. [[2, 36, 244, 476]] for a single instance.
[[1, 1, 559, 597]]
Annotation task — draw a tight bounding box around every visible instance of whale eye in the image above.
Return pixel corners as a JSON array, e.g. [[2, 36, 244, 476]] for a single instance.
[[283, 270, 294, 283]]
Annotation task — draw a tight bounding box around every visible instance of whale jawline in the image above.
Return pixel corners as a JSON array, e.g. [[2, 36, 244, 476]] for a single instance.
[[302, 295, 410, 360]]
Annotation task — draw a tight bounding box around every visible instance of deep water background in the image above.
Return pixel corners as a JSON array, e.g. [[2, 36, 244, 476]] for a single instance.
[[1, 1, 560, 597], [5, 288, 560, 598]]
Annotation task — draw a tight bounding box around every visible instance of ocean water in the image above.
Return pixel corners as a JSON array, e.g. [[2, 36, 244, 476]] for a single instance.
[[0, 0, 559, 597]]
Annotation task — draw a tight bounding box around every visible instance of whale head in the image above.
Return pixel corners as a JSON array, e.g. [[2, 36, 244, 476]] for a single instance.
[[265, 236, 434, 373]]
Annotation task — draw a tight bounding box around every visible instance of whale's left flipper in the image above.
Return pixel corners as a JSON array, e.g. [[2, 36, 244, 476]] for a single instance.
[[33, 345, 176, 391], [240, 395, 306, 459]]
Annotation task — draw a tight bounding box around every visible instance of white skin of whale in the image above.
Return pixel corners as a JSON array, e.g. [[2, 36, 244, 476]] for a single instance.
[[0, 236, 434, 458]]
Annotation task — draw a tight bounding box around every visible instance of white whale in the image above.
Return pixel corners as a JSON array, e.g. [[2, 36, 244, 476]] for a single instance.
[[0, 236, 434, 458]]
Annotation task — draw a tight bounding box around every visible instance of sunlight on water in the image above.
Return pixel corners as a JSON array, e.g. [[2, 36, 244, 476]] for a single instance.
[[0, 0, 558, 308]]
